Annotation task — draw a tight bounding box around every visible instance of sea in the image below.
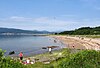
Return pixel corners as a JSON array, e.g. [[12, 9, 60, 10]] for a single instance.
[[0, 35, 63, 57]]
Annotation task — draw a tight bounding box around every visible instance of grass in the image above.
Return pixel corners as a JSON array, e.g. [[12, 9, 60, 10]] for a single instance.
[[31, 49, 100, 68], [53, 34, 100, 38], [1, 48, 100, 68], [32, 48, 72, 62]]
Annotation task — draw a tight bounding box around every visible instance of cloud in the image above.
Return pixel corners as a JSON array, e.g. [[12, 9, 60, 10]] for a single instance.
[[0, 16, 31, 22], [9, 16, 33, 22], [0, 16, 79, 31], [77, 18, 100, 27], [0, 16, 100, 31], [34, 17, 78, 26]]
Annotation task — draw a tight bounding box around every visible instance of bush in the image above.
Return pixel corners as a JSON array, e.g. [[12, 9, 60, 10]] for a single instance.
[[0, 48, 26, 68], [0, 48, 100, 68], [58, 50, 100, 68], [0, 57, 26, 68], [0, 49, 5, 59]]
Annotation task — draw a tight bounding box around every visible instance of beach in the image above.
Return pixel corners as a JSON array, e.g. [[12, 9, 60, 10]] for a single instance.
[[8, 35, 100, 65], [51, 35, 100, 50], [6, 35, 99, 62]]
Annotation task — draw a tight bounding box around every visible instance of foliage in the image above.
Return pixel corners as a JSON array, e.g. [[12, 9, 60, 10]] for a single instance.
[[58, 50, 100, 68], [0, 49, 26, 68], [82, 35, 100, 38], [0, 49, 5, 59], [0, 48, 100, 68], [26, 62, 52, 68], [59, 26, 100, 35], [0, 57, 26, 68]]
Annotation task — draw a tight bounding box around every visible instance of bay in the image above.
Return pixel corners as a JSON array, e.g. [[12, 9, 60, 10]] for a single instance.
[[0, 35, 62, 57]]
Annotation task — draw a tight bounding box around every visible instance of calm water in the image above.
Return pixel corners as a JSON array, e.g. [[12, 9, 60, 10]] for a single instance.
[[0, 35, 62, 57]]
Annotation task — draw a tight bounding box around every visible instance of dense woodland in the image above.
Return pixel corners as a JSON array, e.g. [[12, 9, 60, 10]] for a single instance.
[[59, 26, 100, 35]]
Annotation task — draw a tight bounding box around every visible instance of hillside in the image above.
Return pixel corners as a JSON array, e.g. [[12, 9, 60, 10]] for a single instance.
[[59, 26, 100, 35], [0, 27, 51, 35]]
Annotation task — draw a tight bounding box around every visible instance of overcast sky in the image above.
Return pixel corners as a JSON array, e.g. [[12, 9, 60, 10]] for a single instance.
[[0, 0, 100, 31]]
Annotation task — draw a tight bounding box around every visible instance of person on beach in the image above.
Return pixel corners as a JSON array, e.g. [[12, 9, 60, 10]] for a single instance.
[[72, 45, 75, 49], [19, 52, 23, 61], [48, 47, 52, 54], [23, 58, 35, 64], [26, 58, 31, 64]]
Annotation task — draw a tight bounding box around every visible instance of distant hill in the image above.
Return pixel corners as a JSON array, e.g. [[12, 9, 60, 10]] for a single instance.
[[59, 26, 100, 35], [0, 27, 51, 35]]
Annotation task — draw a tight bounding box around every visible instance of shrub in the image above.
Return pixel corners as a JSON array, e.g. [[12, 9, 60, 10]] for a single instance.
[[58, 50, 100, 68], [0, 49, 5, 59], [0, 48, 26, 68]]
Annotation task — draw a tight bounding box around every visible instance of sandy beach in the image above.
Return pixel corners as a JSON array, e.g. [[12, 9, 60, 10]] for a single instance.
[[51, 35, 100, 51], [10, 35, 100, 64]]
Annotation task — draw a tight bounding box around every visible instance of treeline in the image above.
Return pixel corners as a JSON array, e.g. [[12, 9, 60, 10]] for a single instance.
[[59, 26, 100, 35]]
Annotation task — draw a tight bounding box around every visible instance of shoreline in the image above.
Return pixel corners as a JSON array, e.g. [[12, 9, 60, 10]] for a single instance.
[[50, 35, 100, 50], [8, 35, 100, 63]]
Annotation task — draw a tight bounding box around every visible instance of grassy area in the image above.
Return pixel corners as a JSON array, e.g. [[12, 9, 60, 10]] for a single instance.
[[72, 35, 100, 38], [0, 48, 100, 68], [26, 49, 100, 68], [82, 35, 100, 38], [31, 48, 72, 62], [52, 34, 100, 38]]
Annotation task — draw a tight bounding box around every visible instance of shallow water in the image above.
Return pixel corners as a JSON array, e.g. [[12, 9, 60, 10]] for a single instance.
[[0, 35, 62, 57]]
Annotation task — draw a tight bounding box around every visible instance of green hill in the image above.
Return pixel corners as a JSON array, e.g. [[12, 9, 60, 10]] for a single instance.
[[59, 26, 100, 35]]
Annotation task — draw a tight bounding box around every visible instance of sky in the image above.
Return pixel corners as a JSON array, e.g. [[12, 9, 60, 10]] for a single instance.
[[0, 0, 100, 31]]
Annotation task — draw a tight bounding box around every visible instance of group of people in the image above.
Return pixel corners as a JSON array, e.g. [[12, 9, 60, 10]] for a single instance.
[[18, 45, 56, 64], [19, 52, 35, 64]]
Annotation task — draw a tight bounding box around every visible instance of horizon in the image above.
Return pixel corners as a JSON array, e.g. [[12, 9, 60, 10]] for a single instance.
[[0, 0, 100, 31], [0, 26, 99, 32]]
